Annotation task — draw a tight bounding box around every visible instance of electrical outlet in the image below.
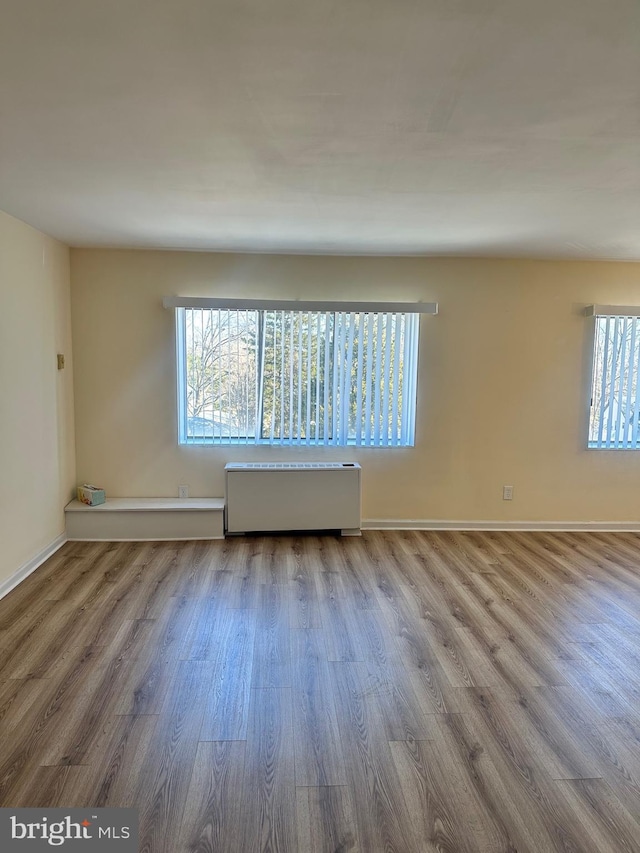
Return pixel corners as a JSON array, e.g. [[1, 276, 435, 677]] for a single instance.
[[503, 485, 514, 501], [178, 485, 189, 499]]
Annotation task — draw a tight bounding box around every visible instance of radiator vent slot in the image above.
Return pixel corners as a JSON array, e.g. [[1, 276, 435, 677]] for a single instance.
[[226, 462, 352, 470]]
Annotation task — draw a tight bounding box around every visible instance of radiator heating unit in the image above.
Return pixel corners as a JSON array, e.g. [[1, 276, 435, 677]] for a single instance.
[[225, 462, 361, 535]]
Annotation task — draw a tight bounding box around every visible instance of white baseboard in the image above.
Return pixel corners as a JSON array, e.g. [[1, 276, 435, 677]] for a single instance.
[[362, 518, 640, 532], [66, 536, 225, 542], [0, 533, 67, 602]]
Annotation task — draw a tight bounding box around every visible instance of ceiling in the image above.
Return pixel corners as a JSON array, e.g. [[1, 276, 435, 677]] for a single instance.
[[1, 0, 639, 258]]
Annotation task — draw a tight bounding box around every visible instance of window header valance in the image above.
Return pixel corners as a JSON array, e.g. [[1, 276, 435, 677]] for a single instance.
[[585, 304, 640, 318], [163, 296, 438, 314]]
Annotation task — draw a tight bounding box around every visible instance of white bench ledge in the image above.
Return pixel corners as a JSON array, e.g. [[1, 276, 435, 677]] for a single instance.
[[65, 498, 225, 512], [65, 497, 225, 540]]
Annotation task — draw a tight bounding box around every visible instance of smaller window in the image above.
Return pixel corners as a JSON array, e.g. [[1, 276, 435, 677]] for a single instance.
[[589, 313, 640, 448]]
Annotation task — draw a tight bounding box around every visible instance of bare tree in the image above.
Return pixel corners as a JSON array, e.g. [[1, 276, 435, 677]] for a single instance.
[[186, 310, 257, 435]]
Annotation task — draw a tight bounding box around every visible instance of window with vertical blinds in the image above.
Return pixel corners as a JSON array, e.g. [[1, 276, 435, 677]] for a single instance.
[[589, 313, 640, 448], [176, 307, 420, 446]]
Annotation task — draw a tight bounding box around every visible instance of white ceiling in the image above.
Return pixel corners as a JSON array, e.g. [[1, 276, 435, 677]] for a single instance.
[[1, 0, 639, 258]]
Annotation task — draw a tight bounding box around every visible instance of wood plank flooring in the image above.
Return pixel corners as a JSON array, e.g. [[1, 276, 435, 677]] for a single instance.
[[2, 531, 640, 851]]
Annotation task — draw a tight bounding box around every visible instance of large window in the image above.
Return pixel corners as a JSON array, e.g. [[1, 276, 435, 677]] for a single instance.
[[589, 311, 640, 448], [175, 306, 421, 446]]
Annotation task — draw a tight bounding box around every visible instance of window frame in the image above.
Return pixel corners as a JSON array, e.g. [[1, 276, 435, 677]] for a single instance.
[[586, 304, 640, 450], [170, 299, 436, 448]]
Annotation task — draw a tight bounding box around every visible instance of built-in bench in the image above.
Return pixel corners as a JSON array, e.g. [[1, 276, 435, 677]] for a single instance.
[[65, 497, 225, 541]]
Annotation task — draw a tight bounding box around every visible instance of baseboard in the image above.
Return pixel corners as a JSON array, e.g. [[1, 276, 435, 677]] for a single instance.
[[362, 518, 640, 532], [0, 533, 67, 602], [66, 536, 225, 542]]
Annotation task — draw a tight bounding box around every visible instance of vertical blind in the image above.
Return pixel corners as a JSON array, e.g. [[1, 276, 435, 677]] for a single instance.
[[589, 314, 640, 448], [177, 307, 420, 446]]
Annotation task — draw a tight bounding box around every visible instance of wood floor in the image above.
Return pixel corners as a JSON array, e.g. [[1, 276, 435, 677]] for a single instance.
[[2, 531, 640, 852]]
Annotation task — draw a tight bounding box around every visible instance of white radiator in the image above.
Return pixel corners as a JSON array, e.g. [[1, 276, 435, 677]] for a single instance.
[[224, 462, 361, 535]]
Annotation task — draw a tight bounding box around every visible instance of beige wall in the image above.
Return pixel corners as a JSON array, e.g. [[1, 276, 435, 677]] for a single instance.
[[0, 211, 75, 586], [70, 249, 640, 524]]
